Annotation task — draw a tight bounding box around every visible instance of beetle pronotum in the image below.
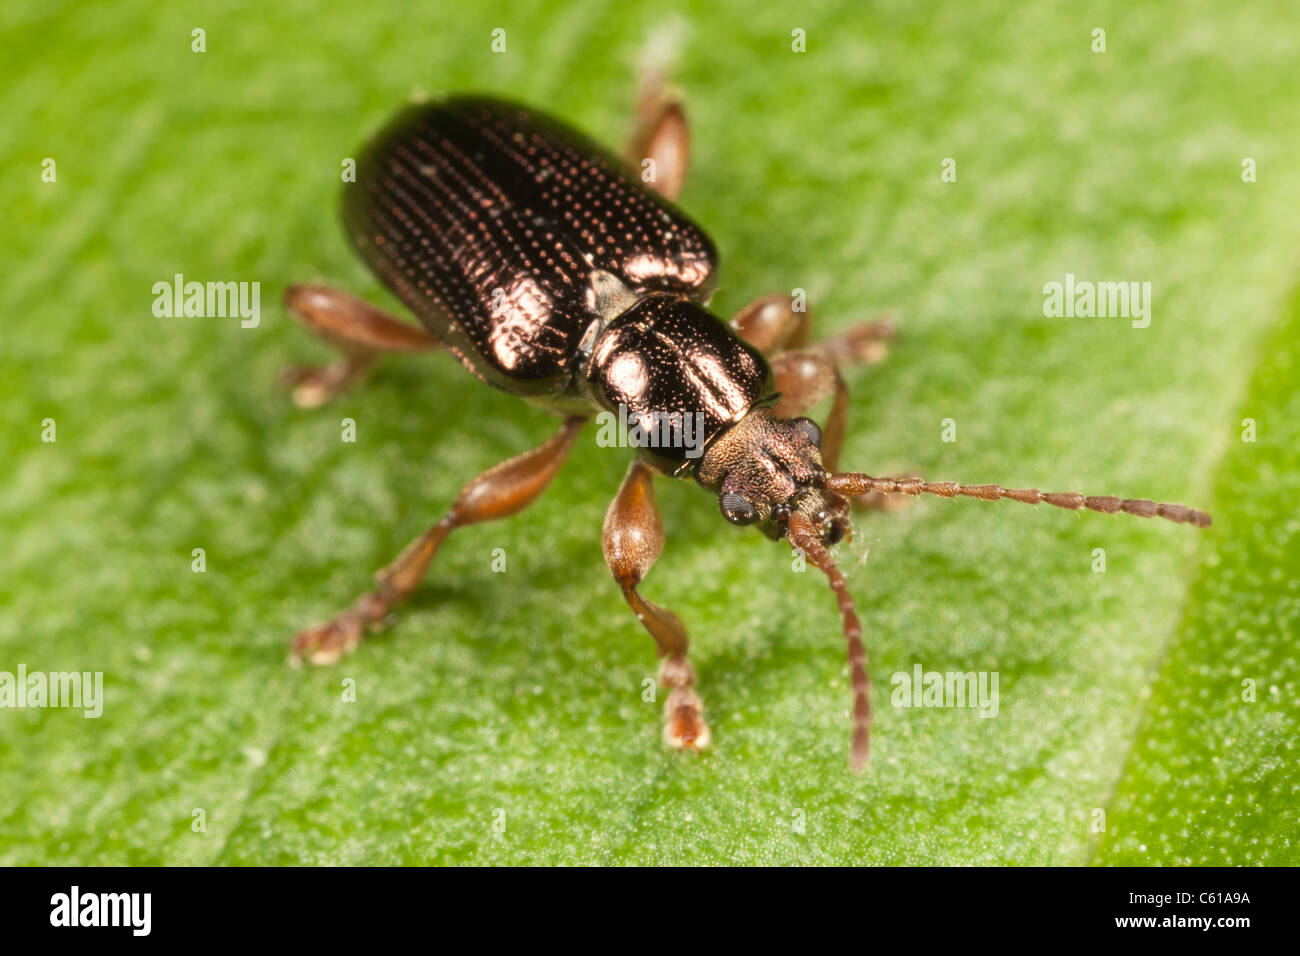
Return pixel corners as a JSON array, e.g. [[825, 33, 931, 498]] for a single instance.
[[282, 78, 1210, 772]]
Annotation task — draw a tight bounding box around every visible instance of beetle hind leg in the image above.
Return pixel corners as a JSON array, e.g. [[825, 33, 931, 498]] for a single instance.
[[280, 283, 443, 408], [603, 461, 710, 754], [291, 416, 586, 665]]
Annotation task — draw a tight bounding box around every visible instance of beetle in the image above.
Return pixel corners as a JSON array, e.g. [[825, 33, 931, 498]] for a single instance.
[[282, 79, 1211, 771]]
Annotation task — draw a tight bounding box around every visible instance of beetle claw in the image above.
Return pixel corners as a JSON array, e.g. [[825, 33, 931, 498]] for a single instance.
[[290, 608, 366, 666], [279, 356, 373, 409], [662, 685, 711, 752]]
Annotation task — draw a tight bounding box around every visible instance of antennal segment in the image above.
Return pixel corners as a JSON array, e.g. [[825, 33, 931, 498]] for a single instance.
[[820, 474, 1211, 528]]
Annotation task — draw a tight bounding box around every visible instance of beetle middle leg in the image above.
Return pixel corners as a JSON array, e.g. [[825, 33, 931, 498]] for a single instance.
[[280, 283, 443, 408], [603, 460, 710, 753], [291, 416, 586, 665]]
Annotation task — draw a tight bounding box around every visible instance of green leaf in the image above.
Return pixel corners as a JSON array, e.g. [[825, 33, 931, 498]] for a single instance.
[[1, 0, 1296, 865], [1093, 287, 1300, 866]]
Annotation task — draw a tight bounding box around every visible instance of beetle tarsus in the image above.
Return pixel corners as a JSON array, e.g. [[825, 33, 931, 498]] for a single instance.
[[290, 607, 368, 666], [289, 530, 448, 666], [817, 315, 897, 366], [280, 354, 375, 408], [280, 282, 442, 406], [660, 655, 710, 752]]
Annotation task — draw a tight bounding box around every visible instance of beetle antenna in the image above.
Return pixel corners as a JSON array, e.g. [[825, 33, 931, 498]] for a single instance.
[[818, 474, 1212, 528], [787, 512, 871, 773]]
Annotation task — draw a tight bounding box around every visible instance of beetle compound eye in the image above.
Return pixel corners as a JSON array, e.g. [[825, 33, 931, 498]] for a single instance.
[[719, 492, 759, 525], [791, 417, 822, 447]]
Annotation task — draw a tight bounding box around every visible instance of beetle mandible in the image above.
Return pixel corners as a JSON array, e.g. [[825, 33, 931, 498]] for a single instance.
[[282, 78, 1211, 772]]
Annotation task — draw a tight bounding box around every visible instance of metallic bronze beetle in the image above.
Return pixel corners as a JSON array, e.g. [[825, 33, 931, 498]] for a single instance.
[[282, 81, 1210, 771]]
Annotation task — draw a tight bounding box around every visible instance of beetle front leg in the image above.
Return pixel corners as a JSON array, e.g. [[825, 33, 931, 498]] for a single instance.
[[771, 350, 850, 471], [770, 350, 910, 511], [603, 460, 710, 753], [625, 71, 690, 201], [280, 284, 443, 408], [738, 293, 902, 509], [291, 416, 586, 665]]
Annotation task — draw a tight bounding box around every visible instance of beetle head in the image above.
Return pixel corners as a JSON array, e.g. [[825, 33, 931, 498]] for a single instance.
[[696, 408, 851, 546], [695, 402, 1214, 774], [698, 407, 870, 772]]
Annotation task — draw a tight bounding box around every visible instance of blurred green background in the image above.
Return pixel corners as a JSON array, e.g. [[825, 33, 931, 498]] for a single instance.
[[2, 0, 1297, 865]]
